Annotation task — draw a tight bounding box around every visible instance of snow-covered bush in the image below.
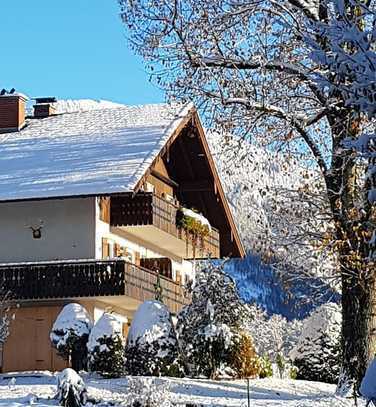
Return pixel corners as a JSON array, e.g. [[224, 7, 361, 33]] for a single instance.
[[50, 303, 93, 371], [126, 376, 172, 407], [290, 303, 341, 384], [87, 312, 125, 378], [243, 305, 306, 379], [124, 300, 183, 377], [56, 368, 87, 407], [177, 264, 253, 378]]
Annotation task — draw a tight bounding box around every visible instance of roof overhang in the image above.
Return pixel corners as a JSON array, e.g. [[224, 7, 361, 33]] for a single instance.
[[134, 107, 245, 258]]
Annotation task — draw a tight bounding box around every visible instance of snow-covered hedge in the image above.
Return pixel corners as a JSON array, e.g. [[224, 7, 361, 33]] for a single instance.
[[177, 264, 255, 378], [50, 303, 93, 371], [290, 303, 341, 384], [87, 312, 125, 378], [56, 368, 87, 407], [124, 300, 183, 377]]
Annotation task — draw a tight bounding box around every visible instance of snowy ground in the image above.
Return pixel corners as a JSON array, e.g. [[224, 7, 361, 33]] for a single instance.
[[0, 371, 365, 406]]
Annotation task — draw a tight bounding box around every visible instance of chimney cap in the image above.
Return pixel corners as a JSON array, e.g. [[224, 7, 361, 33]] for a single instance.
[[33, 97, 57, 104], [0, 88, 28, 100]]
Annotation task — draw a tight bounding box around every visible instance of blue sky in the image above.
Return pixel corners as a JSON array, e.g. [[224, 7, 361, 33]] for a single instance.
[[0, 1, 164, 105]]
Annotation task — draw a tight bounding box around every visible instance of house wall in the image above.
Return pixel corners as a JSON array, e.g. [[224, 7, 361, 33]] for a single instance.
[[0, 198, 96, 263], [95, 198, 194, 283]]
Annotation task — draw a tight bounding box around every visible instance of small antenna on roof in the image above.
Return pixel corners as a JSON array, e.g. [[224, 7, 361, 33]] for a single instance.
[[0, 89, 6, 96], [9, 88, 15, 94]]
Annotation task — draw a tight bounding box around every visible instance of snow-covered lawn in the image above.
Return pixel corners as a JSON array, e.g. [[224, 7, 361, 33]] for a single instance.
[[0, 371, 365, 406]]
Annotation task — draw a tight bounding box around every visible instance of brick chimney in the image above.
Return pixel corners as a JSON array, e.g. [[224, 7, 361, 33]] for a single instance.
[[33, 97, 57, 118], [0, 89, 28, 133]]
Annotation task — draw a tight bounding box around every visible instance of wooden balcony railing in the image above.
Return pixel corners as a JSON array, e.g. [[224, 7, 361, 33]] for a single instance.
[[124, 262, 189, 314], [111, 192, 220, 258], [140, 257, 173, 279], [0, 260, 189, 314]]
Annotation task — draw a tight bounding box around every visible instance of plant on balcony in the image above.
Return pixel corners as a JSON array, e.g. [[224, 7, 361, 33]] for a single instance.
[[87, 312, 125, 378], [176, 207, 211, 258], [154, 273, 164, 303], [124, 300, 184, 377], [50, 303, 93, 372]]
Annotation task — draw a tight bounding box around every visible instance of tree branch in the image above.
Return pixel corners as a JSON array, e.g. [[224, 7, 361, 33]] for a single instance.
[[217, 96, 329, 174], [193, 56, 327, 105]]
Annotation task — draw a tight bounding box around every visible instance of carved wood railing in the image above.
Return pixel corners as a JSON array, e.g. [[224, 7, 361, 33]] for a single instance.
[[0, 260, 189, 313], [111, 192, 220, 258], [124, 262, 189, 314], [140, 257, 173, 279]]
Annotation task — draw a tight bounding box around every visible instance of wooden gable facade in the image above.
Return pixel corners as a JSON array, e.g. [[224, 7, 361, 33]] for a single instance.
[[135, 108, 245, 258]]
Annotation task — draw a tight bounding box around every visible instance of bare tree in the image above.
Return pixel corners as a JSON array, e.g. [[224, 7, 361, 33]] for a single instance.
[[207, 131, 337, 288], [0, 290, 13, 347], [120, 0, 376, 391]]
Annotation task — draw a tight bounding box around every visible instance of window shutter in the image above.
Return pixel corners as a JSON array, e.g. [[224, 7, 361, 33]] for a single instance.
[[134, 251, 140, 266], [102, 238, 110, 259]]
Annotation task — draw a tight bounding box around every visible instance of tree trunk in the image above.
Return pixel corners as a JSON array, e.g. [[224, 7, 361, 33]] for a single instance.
[[339, 267, 376, 393], [326, 114, 376, 392]]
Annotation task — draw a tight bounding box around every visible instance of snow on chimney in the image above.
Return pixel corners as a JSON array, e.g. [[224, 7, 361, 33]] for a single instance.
[[0, 89, 28, 133], [33, 97, 57, 118]]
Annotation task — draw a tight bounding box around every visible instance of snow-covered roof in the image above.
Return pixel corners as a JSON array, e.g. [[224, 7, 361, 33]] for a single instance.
[[0, 101, 192, 202], [0, 92, 28, 100]]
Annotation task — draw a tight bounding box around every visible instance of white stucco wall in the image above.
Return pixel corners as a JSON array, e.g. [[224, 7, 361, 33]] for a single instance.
[[0, 198, 96, 263], [0, 195, 194, 282]]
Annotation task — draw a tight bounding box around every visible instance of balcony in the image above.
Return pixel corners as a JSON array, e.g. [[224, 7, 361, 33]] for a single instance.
[[0, 259, 189, 314], [110, 192, 220, 259]]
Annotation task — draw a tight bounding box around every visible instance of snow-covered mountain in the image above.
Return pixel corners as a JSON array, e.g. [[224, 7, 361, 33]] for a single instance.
[[223, 256, 339, 321]]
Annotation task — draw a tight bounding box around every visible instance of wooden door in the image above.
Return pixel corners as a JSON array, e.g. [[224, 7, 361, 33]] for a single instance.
[[3, 306, 68, 373]]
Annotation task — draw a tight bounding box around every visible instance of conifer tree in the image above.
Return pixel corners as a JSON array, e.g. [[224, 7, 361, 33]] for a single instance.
[[87, 313, 125, 378], [50, 303, 93, 371], [124, 300, 183, 377], [290, 303, 341, 384], [177, 264, 254, 378]]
